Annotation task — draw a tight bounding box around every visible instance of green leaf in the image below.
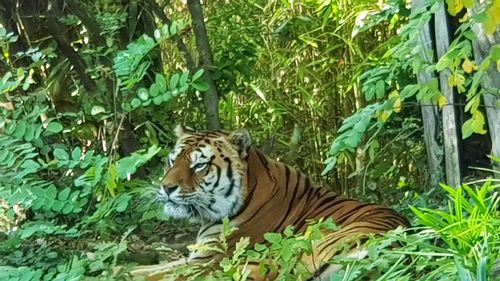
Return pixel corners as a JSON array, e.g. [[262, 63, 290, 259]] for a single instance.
[[130, 98, 142, 108], [192, 80, 209, 92], [155, 73, 167, 91], [153, 29, 161, 40], [62, 204, 74, 215], [91, 105, 106, 115], [179, 72, 189, 85], [116, 146, 160, 179], [375, 80, 385, 99], [13, 121, 27, 139], [161, 24, 170, 36], [150, 83, 160, 97], [171, 89, 180, 97], [153, 95, 163, 105], [163, 92, 172, 102], [0, 150, 8, 162], [20, 159, 41, 171], [138, 87, 149, 101], [263, 232, 281, 244], [115, 196, 130, 212], [170, 23, 178, 36], [490, 44, 500, 61], [24, 124, 35, 141], [71, 147, 82, 160], [436, 56, 451, 71], [46, 122, 64, 133], [53, 148, 69, 161], [47, 185, 57, 199], [179, 83, 189, 92], [5, 121, 16, 134], [58, 188, 71, 201], [52, 200, 64, 212], [169, 73, 180, 89], [192, 69, 204, 81]]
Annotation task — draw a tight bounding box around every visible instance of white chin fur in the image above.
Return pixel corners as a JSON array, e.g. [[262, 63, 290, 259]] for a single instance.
[[163, 202, 190, 219]]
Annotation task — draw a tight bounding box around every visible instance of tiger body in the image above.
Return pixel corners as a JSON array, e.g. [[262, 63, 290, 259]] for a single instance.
[[133, 126, 409, 280]]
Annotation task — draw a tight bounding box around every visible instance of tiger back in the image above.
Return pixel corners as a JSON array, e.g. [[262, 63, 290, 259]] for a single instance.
[[132, 126, 409, 280]]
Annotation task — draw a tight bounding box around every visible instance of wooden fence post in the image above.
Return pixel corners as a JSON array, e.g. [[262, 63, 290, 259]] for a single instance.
[[470, 15, 500, 176], [434, 2, 462, 187], [413, 0, 443, 185]]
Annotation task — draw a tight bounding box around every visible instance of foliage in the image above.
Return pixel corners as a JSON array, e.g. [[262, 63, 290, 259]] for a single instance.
[[323, 0, 499, 182], [411, 180, 499, 275], [0, 17, 164, 280], [161, 218, 339, 281]]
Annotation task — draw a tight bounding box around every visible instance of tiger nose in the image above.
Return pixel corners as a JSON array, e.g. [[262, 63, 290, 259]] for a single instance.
[[162, 184, 178, 195]]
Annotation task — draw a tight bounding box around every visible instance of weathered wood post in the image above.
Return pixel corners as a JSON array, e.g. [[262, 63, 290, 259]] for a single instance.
[[434, 2, 462, 187], [469, 2, 500, 176], [413, 0, 444, 185]]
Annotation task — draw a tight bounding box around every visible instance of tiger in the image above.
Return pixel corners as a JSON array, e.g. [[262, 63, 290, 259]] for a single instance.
[[131, 125, 410, 280]]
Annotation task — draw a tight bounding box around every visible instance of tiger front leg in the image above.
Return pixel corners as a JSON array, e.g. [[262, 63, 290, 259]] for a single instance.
[[130, 258, 189, 281]]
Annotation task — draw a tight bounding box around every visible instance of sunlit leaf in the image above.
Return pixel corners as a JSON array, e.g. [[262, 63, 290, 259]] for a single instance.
[[24, 124, 35, 142], [250, 83, 267, 103], [155, 73, 167, 91], [438, 95, 448, 109], [446, 0, 464, 16], [54, 148, 69, 161], [130, 98, 141, 108], [192, 80, 209, 92], [375, 80, 385, 99], [91, 105, 106, 116], [71, 147, 82, 161], [192, 69, 204, 81], [58, 188, 70, 201], [462, 0, 473, 8], [46, 122, 63, 134], [13, 121, 26, 139], [170, 73, 180, 89], [483, 12, 496, 34], [138, 87, 149, 101], [461, 58, 477, 73]]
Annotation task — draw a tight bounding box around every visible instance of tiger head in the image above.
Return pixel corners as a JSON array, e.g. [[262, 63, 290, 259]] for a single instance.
[[158, 125, 252, 222]]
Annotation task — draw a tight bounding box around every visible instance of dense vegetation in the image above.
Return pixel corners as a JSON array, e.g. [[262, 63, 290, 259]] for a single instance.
[[0, 0, 499, 280]]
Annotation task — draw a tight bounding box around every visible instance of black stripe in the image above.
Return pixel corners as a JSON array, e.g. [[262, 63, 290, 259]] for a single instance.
[[271, 171, 301, 233], [224, 157, 233, 178], [213, 164, 221, 187], [334, 204, 370, 224], [284, 165, 290, 190], [198, 221, 219, 236], [225, 180, 235, 197], [310, 198, 354, 221]]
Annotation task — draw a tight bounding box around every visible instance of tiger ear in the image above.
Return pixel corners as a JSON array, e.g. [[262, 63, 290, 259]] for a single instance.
[[174, 124, 196, 138], [174, 124, 187, 138], [229, 129, 252, 158]]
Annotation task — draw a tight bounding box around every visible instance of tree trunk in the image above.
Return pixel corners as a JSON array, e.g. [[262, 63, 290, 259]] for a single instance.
[[147, 0, 196, 71], [64, 0, 106, 46], [46, 0, 96, 92], [434, 2, 461, 187], [187, 0, 221, 130], [413, 0, 443, 185]]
